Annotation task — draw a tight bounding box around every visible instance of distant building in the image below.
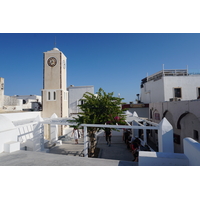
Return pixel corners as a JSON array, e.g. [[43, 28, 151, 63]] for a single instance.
[[0, 77, 41, 112], [141, 69, 200, 153], [0, 77, 22, 112], [122, 103, 149, 118], [140, 69, 200, 103], [67, 85, 94, 116]]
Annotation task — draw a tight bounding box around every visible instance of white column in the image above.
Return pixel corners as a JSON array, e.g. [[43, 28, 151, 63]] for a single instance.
[[158, 118, 174, 153], [83, 126, 88, 157]]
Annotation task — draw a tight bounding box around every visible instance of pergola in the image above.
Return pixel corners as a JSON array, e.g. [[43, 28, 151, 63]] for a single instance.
[[42, 114, 174, 157]]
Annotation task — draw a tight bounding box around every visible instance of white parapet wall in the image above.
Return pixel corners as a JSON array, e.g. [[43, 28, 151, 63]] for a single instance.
[[0, 111, 41, 122], [0, 112, 45, 153], [0, 115, 19, 153], [139, 151, 189, 166], [183, 137, 200, 166]]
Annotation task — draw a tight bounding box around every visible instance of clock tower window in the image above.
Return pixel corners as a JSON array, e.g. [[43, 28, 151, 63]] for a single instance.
[[53, 91, 56, 100], [47, 90, 57, 101]]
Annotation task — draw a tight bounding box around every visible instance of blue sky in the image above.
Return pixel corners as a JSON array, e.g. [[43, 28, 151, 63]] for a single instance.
[[1, 0, 200, 193], [1, 33, 200, 103]]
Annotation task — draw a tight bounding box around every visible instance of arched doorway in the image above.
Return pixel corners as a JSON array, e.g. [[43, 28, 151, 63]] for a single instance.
[[177, 112, 200, 152]]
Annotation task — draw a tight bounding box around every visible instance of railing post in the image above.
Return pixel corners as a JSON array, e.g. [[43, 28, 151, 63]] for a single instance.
[[83, 126, 88, 157]]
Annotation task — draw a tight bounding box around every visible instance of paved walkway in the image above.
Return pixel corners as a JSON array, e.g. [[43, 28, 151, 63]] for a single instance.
[[0, 150, 135, 166], [48, 135, 85, 157], [96, 130, 138, 165], [48, 129, 138, 165], [0, 129, 138, 166]]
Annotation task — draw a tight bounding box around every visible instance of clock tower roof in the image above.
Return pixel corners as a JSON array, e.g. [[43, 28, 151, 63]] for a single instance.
[[53, 47, 59, 51]]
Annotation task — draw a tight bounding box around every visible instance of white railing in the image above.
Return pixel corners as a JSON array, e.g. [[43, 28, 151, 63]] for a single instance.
[[16, 122, 44, 151]]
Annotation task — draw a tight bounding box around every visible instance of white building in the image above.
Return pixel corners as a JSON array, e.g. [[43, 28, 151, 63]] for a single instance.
[[13, 95, 42, 111], [0, 77, 42, 112], [0, 77, 22, 112], [149, 99, 200, 153], [140, 69, 200, 104], [67, 85, 94, 116]]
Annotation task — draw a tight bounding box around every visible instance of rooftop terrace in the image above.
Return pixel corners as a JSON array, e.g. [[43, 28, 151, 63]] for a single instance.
[[141, 69, 200, 87]]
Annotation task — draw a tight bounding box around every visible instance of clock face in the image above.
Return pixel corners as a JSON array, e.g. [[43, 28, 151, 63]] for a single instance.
[[63, 60, 66, 69], [47, 57, 57, 67]]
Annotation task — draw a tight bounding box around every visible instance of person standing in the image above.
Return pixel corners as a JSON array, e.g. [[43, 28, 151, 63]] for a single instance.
[[71, 128, 79, 144], [105, 128, 112, 147]]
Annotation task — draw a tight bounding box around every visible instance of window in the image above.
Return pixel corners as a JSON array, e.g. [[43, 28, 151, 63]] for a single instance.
[[194, 130, 199, 141], [47, 90, 56, 101], [78, 99, 84, 105], [48, 92, 51, 100], [174, 88, 182, 98]]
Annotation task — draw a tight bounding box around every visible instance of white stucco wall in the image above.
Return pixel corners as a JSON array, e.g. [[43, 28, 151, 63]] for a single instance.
[[0, 115, 18, 153], [164, 75, 200, 101], [150, 100, 200, 153], [141, 75, 200, 104], [141, 78, 164, 103], [139, 137, 200, 166], [0, 112, 45, 153], [0, 129, 18, 153], [183, 137, 200, 166], [139, 151, 189, 166], [0, 112, 41, 122], [68, 86, 94, 115]]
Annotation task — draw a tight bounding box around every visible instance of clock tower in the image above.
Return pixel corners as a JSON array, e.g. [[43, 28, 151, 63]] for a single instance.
[[42, 47, 68, 137]]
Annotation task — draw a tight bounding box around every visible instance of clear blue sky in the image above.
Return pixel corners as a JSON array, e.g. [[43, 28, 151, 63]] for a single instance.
[[1, 33, 200, 103]]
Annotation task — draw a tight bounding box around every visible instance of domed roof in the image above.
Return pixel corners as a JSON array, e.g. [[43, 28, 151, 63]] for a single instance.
[[53, 47, 59, 51]]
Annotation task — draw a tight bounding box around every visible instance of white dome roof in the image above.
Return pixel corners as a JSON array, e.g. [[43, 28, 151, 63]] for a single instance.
[[53, 47, 59, 51]]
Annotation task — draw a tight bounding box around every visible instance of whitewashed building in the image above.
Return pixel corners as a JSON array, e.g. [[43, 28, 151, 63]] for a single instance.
[[149, 99, 200, 153], [0, 77, 23, 112], [13, 95, 42, 111], [140, 69, 200, 104], [67, 85, 94, 116]]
